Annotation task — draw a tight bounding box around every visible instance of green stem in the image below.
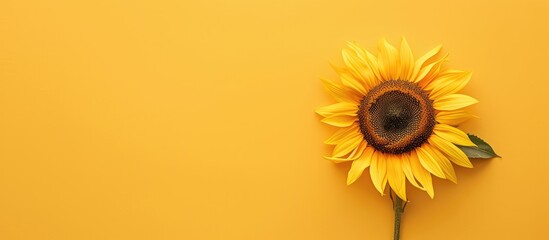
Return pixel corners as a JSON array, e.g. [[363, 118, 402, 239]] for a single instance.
[[393, 193, 405, 240]]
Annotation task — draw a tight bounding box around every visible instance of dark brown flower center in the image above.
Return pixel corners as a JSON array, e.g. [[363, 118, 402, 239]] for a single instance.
[[357, 80, 435, 154]]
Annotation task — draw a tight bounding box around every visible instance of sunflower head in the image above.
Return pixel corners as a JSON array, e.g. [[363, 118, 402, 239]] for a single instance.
[[358, 79, 436, 154], [317, 38, 479, 200]]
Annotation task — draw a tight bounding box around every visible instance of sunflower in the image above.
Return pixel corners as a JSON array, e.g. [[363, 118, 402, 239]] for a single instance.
[[316, 39, 478, 200]]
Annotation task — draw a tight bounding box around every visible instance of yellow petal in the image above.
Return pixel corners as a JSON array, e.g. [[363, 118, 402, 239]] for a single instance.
[[386, 154, 407, 200], [424, 69, 461, 90], [429, 135, 473, 168], [320, 78, 360, 104], [433, 94, 478, 111], [424, 144, 457, 183], [399, 38, 415, 81], [324, 123, 360, 145], [427, 70, 472, 99], [411, 44, 442, 83], [324, 155, 356, 163], [346, 146, 374, 185], [436, 110, 475, 126], [315, 102, 358, 117], [348, 140, 367, 159], [370, 150, 388, 195], [321, 115, 357, 127], [325, 138, 366, 163], [338, 71, 367, 95], [401, 152, 423, 190], [434, 124, 476, 146], [341, 48, 369, 81], [416, 53, 448, 87], [332, 132, 363, 157], [377, 39, 399, 81], [344, 42, 381, 88], [416, 145, 445, 178], [410, 150, 435, 198]]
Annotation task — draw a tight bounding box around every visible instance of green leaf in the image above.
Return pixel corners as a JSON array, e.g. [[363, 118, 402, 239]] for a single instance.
[[457, 134, 500, 159]]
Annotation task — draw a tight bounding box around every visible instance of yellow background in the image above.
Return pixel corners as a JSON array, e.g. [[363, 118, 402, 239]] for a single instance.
[[1, 0, 548, 239]]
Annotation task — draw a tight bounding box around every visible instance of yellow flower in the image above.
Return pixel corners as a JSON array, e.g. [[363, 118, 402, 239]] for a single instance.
[[317, 39, 478, 200]]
